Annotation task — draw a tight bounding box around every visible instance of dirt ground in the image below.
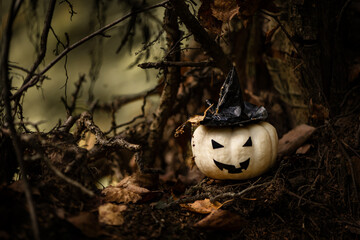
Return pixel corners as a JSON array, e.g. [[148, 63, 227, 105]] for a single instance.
[[1, 105, 360, 240]]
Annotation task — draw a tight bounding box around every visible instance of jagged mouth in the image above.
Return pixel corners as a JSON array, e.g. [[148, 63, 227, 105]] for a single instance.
[[213, 158, 250, 174]]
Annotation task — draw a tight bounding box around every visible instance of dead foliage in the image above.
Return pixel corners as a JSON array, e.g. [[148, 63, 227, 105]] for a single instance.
[[1, 0, 360, 240]]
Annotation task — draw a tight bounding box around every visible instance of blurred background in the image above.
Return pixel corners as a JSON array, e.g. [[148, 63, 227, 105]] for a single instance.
[[2, 0, 165, 131]]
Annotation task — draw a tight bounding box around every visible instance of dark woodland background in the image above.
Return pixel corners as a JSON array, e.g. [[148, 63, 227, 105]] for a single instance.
[[1, 0, 360, 239]]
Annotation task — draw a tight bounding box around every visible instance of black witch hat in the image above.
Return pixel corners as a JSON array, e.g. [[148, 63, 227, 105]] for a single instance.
[[200, 67, 268, 127]]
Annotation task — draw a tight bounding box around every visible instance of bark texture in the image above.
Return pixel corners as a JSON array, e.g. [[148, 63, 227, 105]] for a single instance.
[[143, 6, 182, 169]]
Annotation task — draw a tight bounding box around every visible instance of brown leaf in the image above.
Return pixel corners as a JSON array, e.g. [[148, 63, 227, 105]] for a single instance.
[[278, 124, 316, 157], [211, 0, 239, 22], [296, 144, 312, 154], [98, 203, 127, 226], [102, 176, 161, 204], [181, 199, 223, 214], [194, 209, 247, 230], [67, 212, 100, 238], [198, 0, 223, 35], [102, 185, 144, 204]]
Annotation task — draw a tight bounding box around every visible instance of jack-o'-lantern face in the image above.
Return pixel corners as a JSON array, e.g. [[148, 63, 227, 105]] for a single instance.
[[192, 122, 278, 180], [211, 137, 251, 174]]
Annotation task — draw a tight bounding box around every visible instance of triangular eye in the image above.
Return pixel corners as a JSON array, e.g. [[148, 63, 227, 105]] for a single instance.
[[243, 137, 252, 147], [211, 139, 224, 149]]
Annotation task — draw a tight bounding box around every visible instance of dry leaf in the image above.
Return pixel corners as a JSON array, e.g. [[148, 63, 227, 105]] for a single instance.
[[67, 212, 100, 238], [181, 199, 223, 214], [194, 209, 247, 230], [98, 203, 127, 226], [296, 144, 312, 154], [211, 0, 239, 22], [102, 176, 161, 204], [198, 0, 223, 35], [102, 185, 143, 204], [278, 124, 316, 157]]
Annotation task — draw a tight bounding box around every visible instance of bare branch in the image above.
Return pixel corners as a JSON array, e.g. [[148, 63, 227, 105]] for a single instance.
[[168, 0, 232, 73], [96, 82, 162, 112], [138, 60, 215, 69], [61, 74, 86, 116], [75, 112, 141, 152], [43, 155, 95, 197], [21, 0, 57, 88], [0, 1, 40, 240], [58, 115, 80, 132], [12, 0, 170, 100], [260, 10, 303, 59], [142, 6, 182, 169]]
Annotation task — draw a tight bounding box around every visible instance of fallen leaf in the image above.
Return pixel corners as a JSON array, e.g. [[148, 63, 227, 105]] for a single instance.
[[278, 124, 316, 157], [296, 144, 312, 154], [98, 203, 127, 226], [194, 209, 247, 230], [102, 176, 161, 204], [102, 185, 143, 204], [181, 199, 223, 214], [67, 212, 100, 238]]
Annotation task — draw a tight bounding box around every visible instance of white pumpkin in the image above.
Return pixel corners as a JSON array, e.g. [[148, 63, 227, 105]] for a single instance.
[[191, 122, 278, 180]]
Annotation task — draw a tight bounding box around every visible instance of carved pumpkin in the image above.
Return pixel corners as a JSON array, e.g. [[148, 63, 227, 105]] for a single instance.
[[191, 122, 278, 180]]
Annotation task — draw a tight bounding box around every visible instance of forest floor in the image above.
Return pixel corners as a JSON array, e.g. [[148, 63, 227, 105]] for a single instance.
[[1, 106, 360, 240]]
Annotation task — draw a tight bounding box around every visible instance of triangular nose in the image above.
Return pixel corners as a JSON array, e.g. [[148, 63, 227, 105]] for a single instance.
[[243, 137, 252, 147], [211, 139, 224, 149]]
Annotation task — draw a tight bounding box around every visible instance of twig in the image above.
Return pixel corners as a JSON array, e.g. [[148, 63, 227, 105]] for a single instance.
[[260, 10, 303, 59], [76, 112, 141, 152], [61, 74, 86, 116], [163, 33, 192, 59], [8, 63, 44, 76], [49, 26, 70, 99], [14, 120, 46, 133], [96, 82, 161, 112], [329, 126, 359, 202], [104, 114, 144, 135], [20, 0, 56, 89], [0, 1, 40, 240], [12, 0, 170, 100], [58, 115, 80, 132], [164, 182, 269, 208], [138, 61, 214, 69], [341, 140, 360, 159], [59, 0, 77, 20], [285, 190, 324, 207], [168, 0, 232, 73], [164, 193, 211, 208], [102, 81, 163, 134], [43, 155, 95, 197], [143, 6, 182, 169], [211, 182, 270, 202]]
